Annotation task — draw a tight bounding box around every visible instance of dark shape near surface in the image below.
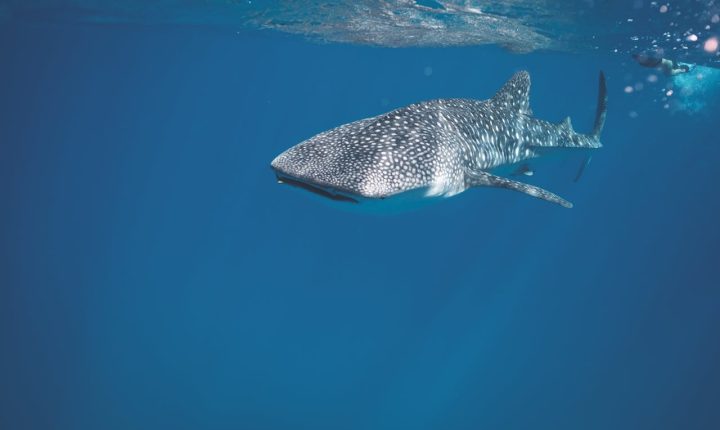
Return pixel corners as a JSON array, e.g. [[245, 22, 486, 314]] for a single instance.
[[633, 51, 693, 76]]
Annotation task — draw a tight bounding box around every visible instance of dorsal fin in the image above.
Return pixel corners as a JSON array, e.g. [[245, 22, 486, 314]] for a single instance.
[[561, 116, 574, 132], [491, 71, 532, 115]]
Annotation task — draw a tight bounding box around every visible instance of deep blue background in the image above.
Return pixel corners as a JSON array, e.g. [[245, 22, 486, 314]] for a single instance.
[[2, 21, 720, 430]]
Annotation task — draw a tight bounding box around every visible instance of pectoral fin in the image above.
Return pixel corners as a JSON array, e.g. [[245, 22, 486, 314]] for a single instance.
[[464, 168, 573, 208]]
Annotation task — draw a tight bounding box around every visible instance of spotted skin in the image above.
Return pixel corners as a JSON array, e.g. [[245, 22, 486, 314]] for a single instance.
[[271, 71, 607, 208]]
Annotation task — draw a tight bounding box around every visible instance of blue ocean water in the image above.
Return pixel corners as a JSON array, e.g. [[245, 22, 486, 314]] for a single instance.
[[2, 2, 720, 430]]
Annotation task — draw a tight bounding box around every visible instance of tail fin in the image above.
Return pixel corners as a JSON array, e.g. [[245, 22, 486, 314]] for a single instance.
[[575, 72, 606, 183], [592, 71, 607, 138]]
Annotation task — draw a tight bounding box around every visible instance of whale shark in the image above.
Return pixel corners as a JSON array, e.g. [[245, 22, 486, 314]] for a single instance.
[[271, 70, 607, 209]]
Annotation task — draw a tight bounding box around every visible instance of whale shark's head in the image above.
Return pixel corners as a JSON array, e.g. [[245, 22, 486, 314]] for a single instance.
[[271, 145, 362, 203], [271, 140, 446, 213], [271, 137, 378, 202], [271, 112, 440, 202]]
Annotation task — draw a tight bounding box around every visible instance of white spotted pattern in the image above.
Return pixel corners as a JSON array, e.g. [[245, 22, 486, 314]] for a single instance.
[[271, 71, 605, 206]]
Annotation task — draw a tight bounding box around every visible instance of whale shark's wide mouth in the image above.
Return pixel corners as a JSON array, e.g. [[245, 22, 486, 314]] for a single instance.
[[274, 173, 359, 203]]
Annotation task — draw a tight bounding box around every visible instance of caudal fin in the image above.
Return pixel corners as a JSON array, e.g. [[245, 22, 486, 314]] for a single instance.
[[575, 72, 606, 183], [592, 71, 607, 138]]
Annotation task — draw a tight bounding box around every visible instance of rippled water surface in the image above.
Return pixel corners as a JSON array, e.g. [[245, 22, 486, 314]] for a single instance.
[[4, 0, 720, 65]]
